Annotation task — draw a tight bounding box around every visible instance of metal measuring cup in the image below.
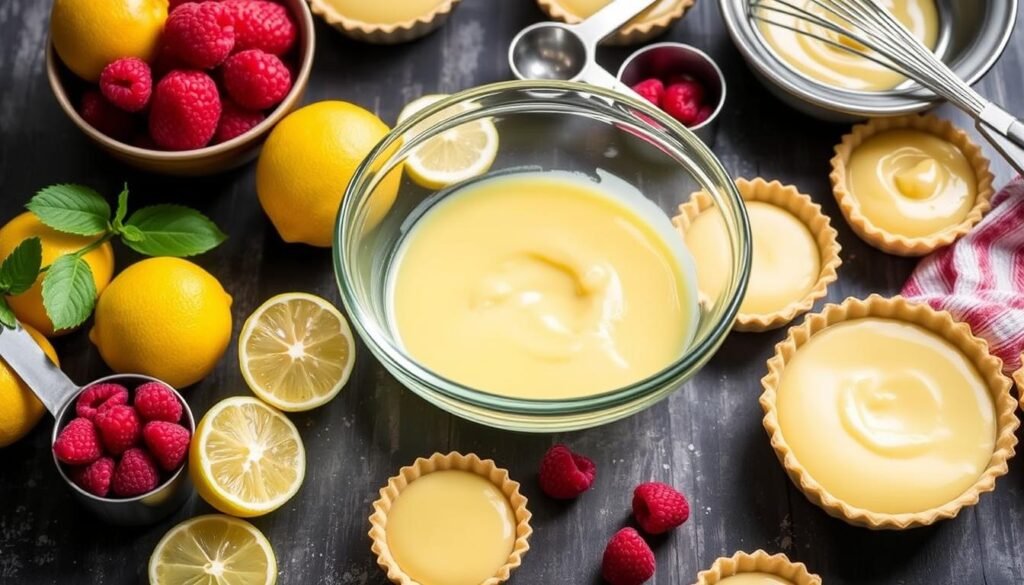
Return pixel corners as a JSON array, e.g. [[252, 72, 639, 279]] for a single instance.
[[0, 326, 195, 526], [509, 0, 658, 94]]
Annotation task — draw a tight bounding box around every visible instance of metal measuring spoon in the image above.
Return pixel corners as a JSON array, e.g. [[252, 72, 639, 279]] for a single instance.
[[0, 326, 195, 526], [509, 0, 658, 95]]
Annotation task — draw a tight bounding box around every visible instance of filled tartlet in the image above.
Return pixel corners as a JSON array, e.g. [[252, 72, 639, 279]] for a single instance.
[[761, 295, 1019, 529], [369, 452, 531, 585], [309, 0, 461, 44], [830, 114, 994, 256], [536, 0, 694, 45], [695, 550, 821, 585], [674, 178, 841, 331]]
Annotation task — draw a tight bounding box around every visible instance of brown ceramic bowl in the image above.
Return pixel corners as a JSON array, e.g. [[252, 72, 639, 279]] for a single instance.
[[46, 0, 315, 176]]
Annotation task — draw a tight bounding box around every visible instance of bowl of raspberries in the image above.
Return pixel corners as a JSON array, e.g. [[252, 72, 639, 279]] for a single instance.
[[618, 42, 726, 145], [51, 375, 195, 525], [46, 0, 315, 176]]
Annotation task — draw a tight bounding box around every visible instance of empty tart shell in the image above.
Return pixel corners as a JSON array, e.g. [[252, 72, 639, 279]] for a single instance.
[[369, 452, 532, 585], [1014, 362, 1024, 408], [761, 295, 1019, 530], [830, 114, 995, 257], [309, 0, 462, 44], [674, 177, 842, 332], [536, 0, 695, 45], [695, 550, 822, 585]]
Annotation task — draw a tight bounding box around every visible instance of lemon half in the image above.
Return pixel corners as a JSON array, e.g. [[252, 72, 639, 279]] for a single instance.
[[148, 514, 276, 585], [398, 94, 499, 190], [239, 293, 355, 412], [190, 397, 305, 517]]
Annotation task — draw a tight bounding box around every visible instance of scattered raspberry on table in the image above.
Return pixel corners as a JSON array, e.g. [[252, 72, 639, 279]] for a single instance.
[[632, 481, 690, 535], [602, 527, 656, 585], [538, 444, 597, 499]]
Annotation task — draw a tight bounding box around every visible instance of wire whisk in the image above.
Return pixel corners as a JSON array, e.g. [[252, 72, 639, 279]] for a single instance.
[[750, 0, 1024, 174]]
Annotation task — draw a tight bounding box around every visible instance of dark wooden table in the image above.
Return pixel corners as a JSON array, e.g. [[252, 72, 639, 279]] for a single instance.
[[2, 1, 1023, 584]]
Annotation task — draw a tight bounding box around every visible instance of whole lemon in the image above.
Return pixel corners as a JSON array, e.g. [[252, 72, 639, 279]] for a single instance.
[[51, 0, 168, 82], [0, 212, 115, 337], [256, 101, 401, 248], [0, 325, 59, 447], [90, 258, 232, 388]]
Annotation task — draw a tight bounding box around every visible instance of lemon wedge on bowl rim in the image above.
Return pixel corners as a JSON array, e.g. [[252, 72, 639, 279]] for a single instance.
[[398, 94, 500, 190], [190, 397, 305, 518], [148, 514, 277, 585], [239, 292, 355, 412]]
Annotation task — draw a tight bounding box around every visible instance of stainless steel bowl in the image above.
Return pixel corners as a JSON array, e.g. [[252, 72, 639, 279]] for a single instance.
[[719, 0, 1018, 121]]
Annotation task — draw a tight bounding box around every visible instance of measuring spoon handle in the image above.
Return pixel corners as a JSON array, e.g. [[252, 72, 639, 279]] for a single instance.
[[573, 0, 660, 46], [0, 325, 78, 417]]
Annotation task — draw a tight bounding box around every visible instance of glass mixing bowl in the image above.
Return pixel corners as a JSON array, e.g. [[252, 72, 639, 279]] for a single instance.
[[334, 80, 750, 432]]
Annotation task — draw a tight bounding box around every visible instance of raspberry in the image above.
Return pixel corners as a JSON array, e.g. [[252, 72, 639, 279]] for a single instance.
[[601, 528, 656, 585], [134, 382, 183, 423], [631, 79, 664, 107], [666, 77, 705, 105], [142, 421, 191, 471], [149, 70, 222, 150], [69, 456, 115, 498], [225, 0, 297, 56], [169, 0, 193, 9], [75, 383, 129, 420], [53, 418, 103, 465], [222, 50, 291, 111], [662, 83, 701, 126], [79, 91, 136, 141], [214, 99, 266, 143], [99, 58, 152, 112], [538, 444, 596, 499], [692, 105, 714, 126], [164, 2, 236, 69], [632, 482, 690, 535], [94, 405, 141, 455], [111, 448, 160, 497]]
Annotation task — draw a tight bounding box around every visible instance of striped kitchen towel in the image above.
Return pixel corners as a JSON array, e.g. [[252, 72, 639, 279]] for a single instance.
[[902, 177, 1024, 375]]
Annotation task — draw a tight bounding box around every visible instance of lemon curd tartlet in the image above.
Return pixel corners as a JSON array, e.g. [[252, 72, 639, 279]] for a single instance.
[[695, 550, 821, 585], [761, 296, 1019, 529], [309, 0, 461, 43], [674, 178, 840, 331], [369, 452, 531, 585], [537, 0, 694, 45], [831, 115, 994, 256]]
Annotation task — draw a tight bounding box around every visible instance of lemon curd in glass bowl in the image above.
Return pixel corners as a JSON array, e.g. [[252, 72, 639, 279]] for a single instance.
[[334, 81, 750, 431]]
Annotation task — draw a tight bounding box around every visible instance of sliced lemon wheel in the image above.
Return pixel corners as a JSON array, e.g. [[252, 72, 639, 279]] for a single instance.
[[148, 514, 277, 585], [190, 397, 306, 517], [239, 292, 355, 412], [398, 94, 499, 190]]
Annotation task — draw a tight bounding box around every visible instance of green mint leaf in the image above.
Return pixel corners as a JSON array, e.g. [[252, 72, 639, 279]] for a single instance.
[[0, 299, 17, 329], [124, 205, 226, 257], [42, 255, 96, 331], [120, 225, 144, 243], [28, 184, 111, 236], [0, 237, 42, 295], [113, 184, 129, 230]]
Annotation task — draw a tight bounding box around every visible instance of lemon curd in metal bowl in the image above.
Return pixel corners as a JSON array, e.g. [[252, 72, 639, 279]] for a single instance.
[[334, 81, 751, 432]]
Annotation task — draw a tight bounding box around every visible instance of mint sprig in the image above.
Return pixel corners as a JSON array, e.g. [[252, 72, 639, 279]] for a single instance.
[[0, 183, 227, 331]]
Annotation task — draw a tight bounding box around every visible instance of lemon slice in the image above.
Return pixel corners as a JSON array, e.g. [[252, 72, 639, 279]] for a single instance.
[[239, 292, 355, 412], [149, 514, 277, 585], [398, 94, 499, 190], [190, 397, 306, 517]]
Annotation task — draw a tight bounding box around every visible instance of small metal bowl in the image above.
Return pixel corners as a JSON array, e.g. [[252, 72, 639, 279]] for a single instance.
[[618, 42, 727, 145], [719, 0, 1018, 121], [46, 0, 315, 176]]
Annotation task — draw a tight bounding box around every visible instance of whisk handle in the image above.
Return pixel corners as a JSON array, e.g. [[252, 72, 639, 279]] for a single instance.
[[976, 104, 1024, 177]]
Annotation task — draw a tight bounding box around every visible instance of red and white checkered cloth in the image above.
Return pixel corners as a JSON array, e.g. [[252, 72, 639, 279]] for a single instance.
[[901, 177, 1024, 375]]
